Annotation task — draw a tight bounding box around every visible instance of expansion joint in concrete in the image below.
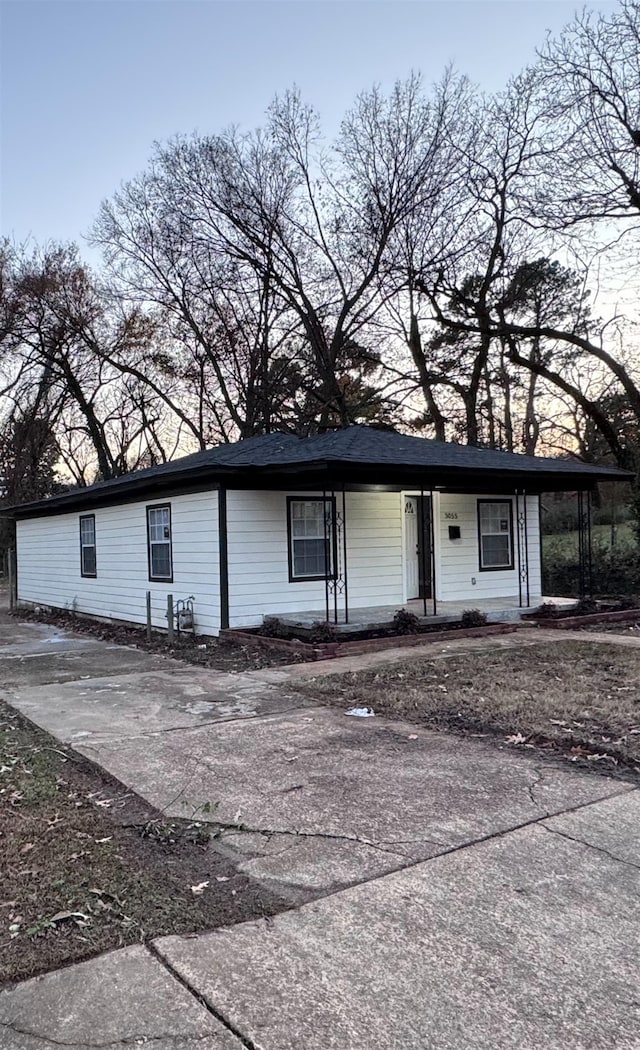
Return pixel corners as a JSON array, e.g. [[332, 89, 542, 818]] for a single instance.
[[147, 942, 259, 1050]]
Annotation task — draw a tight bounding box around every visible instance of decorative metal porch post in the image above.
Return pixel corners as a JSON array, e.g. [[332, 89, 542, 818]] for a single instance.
[[323, 487, 349, 625], [516, 491, 530, 608], [420, 486, 427, 617], [341, 486, 349, 625], [429, 489, 437, 616]]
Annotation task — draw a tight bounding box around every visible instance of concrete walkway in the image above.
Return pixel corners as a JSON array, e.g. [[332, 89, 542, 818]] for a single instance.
[[1, 609, 639, 1048]]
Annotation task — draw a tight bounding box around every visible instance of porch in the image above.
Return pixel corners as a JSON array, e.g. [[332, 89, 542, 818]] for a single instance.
[[278, 595, 578, 634]]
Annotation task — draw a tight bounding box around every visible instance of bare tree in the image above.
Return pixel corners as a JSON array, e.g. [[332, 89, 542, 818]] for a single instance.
[[94, 75, 465, 433]]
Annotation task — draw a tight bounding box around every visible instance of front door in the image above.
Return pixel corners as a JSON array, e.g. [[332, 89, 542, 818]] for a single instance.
[[404, 496, 432, 600]]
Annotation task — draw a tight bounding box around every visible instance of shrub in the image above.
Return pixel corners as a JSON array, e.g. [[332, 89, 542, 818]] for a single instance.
[[574, 597, 599, 616], [260, 616, 290, 638], [536, 601, 559, 619], [543, 536, 640, 598], [461, 608, 488, 628], [392, 609, 422, 634], [309, 620, 339, 643]]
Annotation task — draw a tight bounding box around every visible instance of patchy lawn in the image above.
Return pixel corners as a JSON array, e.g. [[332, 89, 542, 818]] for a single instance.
[[12, 606, 306, 671], [0, 700, 288, 986], [302, 641, 640, 774]]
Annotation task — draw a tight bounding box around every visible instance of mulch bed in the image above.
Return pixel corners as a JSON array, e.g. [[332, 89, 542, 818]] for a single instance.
[[223, 621, 518, 661], [0, 700, 290, 986]]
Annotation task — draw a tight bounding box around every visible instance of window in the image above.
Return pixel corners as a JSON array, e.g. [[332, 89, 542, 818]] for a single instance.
[[147, 504, 173, 581], [287, 497, 335, 581], [79, 515, 97, 577], [477, 500, 513, 570]]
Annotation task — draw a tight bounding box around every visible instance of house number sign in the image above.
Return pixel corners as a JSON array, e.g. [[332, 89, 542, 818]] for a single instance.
[[444, 512, 458, 520]]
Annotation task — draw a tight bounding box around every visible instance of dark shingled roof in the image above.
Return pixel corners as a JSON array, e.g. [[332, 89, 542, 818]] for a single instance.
[[8, 425, 632, 517]]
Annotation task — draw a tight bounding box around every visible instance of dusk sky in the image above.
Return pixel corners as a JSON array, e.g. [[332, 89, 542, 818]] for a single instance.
[[1, 1, 613, 253]]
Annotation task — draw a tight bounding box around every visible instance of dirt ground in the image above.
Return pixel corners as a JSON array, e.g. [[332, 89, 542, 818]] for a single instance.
[[301, 640, 640, 774], [0, 699, 290, 986]]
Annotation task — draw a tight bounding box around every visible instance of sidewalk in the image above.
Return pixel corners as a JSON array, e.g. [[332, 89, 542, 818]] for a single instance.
[[2, 608, 640, 1048]]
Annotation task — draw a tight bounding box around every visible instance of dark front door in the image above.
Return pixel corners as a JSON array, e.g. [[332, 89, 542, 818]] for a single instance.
[[417, 495, 433, 600]]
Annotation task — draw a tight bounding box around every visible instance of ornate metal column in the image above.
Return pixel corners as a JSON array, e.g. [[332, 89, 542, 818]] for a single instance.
[[516, 491, 530, 608], [420, 486, 427, 616], [323, 488, 348, 625], [429, 490, 437, 615]]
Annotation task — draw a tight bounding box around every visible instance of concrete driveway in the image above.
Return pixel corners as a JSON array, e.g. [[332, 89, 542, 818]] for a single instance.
[[1, 608, 639, 1049]]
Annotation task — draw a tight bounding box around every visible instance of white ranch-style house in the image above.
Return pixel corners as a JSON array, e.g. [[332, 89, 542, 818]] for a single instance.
[[10, 427, 629, 635]]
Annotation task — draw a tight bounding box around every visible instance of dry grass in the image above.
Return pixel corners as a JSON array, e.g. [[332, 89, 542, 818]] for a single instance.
[[303, 641, 640, 771]]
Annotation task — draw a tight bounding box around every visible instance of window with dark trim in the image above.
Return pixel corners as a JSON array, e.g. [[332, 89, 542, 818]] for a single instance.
[[477, 500, 514, 571], [287, 497, 335, 582], [79, 515, 97, 577], [147, 504, 173, 582]]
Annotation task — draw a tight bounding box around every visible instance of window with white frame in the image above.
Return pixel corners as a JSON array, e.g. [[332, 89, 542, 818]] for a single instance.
[[79, 515, 96, 577], [477, 500, 513, 570], [287, 498, 334, 581], [147, 504, 173, 581]]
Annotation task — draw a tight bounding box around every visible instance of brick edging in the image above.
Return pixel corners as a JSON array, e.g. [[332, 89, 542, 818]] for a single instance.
[[220, 621, 519, 661], [528, 608, 640, 630]]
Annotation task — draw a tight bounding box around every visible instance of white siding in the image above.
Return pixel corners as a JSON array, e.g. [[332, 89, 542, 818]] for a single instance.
[[16, 490, 220, 635], [226, 490, 403, 627], [435, 492, 541, 603], [16, 485, 543, 636]]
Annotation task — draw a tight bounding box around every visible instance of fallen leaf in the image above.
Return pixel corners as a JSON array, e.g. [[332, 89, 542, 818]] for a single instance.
[[408, 734, 418, 740], [215, 876, 230, 883], [19, 843, 35, 855], [505, 732, 527, 745], [191, 881, 209, 896], [49, 910, 90, 925]]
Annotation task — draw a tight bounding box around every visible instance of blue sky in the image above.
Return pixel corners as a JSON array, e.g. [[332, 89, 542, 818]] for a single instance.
[[1, 0, 613, 251]]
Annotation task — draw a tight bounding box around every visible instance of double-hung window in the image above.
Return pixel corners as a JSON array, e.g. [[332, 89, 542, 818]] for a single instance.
[[477, 500, 514, 570], [287, 497, 334, 581], [147, 504, 173, 581], [79, 515, 97, 577]]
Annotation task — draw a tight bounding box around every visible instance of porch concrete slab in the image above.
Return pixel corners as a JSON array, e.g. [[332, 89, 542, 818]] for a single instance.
[[76, 707, 628, 896], [543, 789, 640, 867], [279, 594, 578, 630], [6, 667, 310, 745], [156, 817, 640, 1050], [0, 944, 241, 1049]]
